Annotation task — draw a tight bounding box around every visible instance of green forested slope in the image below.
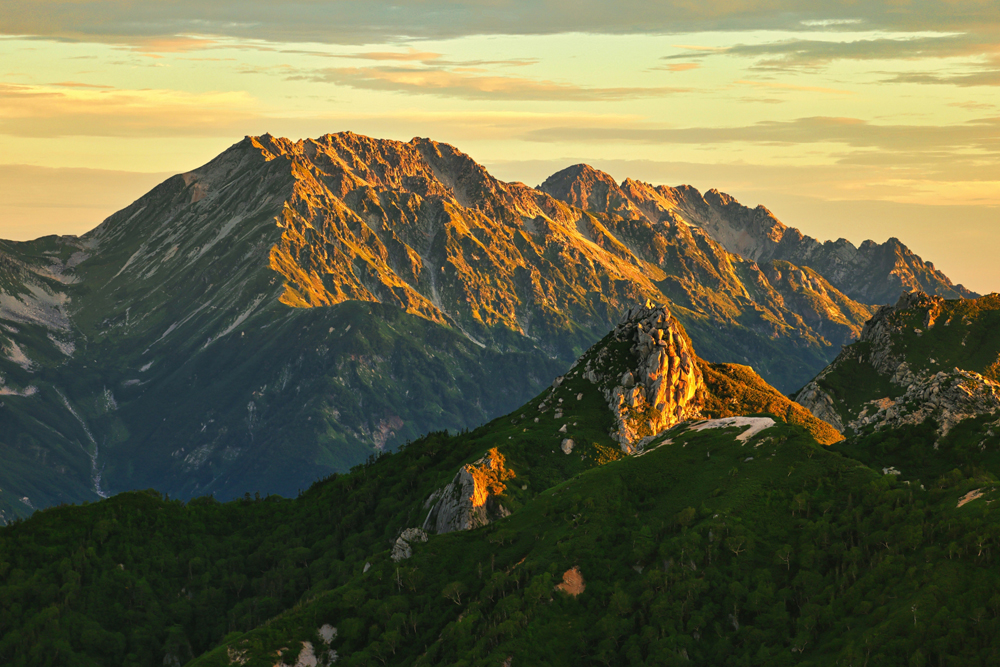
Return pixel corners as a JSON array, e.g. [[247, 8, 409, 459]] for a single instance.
[[5, 415, 1000, 667]]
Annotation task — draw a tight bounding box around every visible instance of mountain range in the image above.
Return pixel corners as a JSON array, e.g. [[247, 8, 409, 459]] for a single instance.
[[0, 132, 975, 521]]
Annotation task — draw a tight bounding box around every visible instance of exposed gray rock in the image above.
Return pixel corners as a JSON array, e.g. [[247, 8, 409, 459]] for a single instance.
[[794, 381, 844, 432], [796, 291, 1000, 437], [850, 369, 1000, 436], [391, 527, 428, 562], [422, 449, 513, 534]]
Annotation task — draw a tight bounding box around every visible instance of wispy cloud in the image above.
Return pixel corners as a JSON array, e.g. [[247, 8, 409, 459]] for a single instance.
[[664, 33, 1000, 83], [734, 79, 855, 95], [306, 66, 687, 101], [333, 49, 444, 63], [887, 70, 1000, 87], [0, 82, 258, 137], [48, 81, 114, 89], [521, 116, 1000, 156], [655, 63, 701, 72]]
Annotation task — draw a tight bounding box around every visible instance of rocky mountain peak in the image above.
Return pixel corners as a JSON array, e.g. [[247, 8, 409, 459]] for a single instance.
[[541, 165, 974, 305], [0, 131, 936, 517], [577, 301, 705, 451], [538, 163, 625, 214]]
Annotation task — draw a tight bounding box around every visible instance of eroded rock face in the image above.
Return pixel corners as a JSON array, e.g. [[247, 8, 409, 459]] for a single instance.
[[422, 448, 514, 534], [543, 166, 976, 305], [603, 302, 705, 451], [794, 382, 845, 432], [850, 369, 1000, 436], [391, 528, 428, 562]]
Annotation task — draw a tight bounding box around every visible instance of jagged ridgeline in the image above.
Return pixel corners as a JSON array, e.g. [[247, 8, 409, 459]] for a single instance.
[[3, 302, 1000, 666], [0, 133, 968, 518]]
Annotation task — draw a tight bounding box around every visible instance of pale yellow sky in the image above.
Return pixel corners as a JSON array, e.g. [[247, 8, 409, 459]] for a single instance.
[[1, 1, 999, 292]]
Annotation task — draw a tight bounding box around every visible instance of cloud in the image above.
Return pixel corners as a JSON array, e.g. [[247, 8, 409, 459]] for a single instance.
[[520, 116, 1000, 156], [321, 49, 538, 68], [887, 70, 1000, 86], [0, 82, 258, 137], [335, 49, 443, 63], [48, 81, 115, 89], [306, 66, 688, 101], [655, 63, 701, 72], [4, 1, 1000, 46], [662, 33, 1000, 86], [664, 34, 996, 66], [734, 79, 855, 95]]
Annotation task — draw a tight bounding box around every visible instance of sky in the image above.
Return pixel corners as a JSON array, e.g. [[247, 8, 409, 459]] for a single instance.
[[1, 0, 999, 293]]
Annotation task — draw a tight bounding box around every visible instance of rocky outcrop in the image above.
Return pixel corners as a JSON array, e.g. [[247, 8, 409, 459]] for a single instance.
[[422, 448, 514, 534], [598, 302, 705, 451], [391, 528, 428, 561], [796, 291, 1000, 436], [850, 369, 1000, 436], [794, 382, 844, 432]]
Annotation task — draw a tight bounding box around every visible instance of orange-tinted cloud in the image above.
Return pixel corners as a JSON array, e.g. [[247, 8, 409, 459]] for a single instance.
[[656, 63, 701, 72], [307, 66, 687, 101], [0, 83, 258, 137]]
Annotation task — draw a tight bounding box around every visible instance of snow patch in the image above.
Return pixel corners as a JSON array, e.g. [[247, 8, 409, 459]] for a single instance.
[[110, 244, 148, 281], [195, 215, 244, 260], [203, 294, 265, 348], [145, 299, 212, 352], [688, 416, 775, 443], [55, 389, 107, 498]]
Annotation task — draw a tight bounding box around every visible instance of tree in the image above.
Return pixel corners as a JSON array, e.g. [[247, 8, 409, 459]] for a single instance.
[[442, 581, 467, 605]]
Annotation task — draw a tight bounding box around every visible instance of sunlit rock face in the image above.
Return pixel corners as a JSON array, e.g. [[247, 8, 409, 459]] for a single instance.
[[422, 448, 515, 534], [602, 303, 705, 451], [540, 168, 975, 306], [0, 132, 961, 518]]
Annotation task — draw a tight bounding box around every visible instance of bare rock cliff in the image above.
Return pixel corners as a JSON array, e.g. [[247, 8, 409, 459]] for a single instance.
[[422, 447, 515, 534], [587, 302, 705, 451]]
